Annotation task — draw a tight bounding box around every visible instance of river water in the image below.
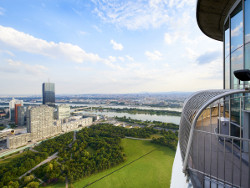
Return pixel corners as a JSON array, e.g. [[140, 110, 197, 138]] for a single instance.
[[82, 111, 181, 124], [2, 102, 182, 112], [1, 103, 181, 124]]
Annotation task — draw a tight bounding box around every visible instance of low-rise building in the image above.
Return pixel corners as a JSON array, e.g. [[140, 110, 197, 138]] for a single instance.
[[61, 117, 92, 132], [7, 133, 31, 149]]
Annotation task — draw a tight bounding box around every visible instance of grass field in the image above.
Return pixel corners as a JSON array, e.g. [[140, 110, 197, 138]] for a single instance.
[[48, 138, 175, 188]]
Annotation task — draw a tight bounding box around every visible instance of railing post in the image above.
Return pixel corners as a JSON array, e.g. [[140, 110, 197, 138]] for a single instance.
[[182, 89, 249, 173], [229, 95, 231, 136]]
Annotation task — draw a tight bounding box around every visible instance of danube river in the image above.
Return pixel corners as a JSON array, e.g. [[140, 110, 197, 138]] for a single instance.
[[82, 111, 181, 124], [0, 103, 182, 124]]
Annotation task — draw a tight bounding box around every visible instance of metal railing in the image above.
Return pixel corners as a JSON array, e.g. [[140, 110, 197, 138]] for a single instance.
[[179, 89, 250, 187]]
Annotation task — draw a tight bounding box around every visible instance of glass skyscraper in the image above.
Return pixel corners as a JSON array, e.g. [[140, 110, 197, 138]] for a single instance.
[[42, 82, 55, 106]]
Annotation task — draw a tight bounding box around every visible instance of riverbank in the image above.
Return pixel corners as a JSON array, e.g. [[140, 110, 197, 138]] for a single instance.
[[90, 107, 181, 116]]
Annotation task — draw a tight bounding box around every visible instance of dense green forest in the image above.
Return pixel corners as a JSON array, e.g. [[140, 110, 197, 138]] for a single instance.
[[91, 107, 181, 116], [34, 132, 74, 155], [0, 151, 48, 187], [152, 130, 178, 150], [0, 124, 178, 187]]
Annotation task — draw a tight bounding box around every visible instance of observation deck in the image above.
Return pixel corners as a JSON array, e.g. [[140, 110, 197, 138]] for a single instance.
[[179, 89, 250, 187]]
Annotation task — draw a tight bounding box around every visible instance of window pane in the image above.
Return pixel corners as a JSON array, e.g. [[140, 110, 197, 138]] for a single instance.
[[245, 0, 250, 45], [245, 0, 250, 88], [224, 20, 230, 89], [231, 4, 243, 52], [225, 21, 230, 57], [231, 3, 243, 89], [231, 47, 243, 89], [225, 57, 230, 89]]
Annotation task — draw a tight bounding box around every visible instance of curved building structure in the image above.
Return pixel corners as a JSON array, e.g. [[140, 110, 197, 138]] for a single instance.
[[179, 0, 250, 187]]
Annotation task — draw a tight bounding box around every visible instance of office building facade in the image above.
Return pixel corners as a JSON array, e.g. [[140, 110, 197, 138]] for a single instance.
[[26, 105, 58, 140], [9, 98, 23, 122], [14, 104, 21, 125], [17, 106, 26, 126], [7, 105, 93, 149], [57, 104, 70, 120], [179, 0, 250, 187], [42, 82, 55, 106]]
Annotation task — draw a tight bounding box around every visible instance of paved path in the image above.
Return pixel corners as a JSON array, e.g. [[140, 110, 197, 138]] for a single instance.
[[125, 136, 151, 141], [19, 152, 58, 179], [29, 148, 38, 153]]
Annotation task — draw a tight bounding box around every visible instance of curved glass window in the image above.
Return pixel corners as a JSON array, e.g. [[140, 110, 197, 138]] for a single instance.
[[245, 0, 250, 87], [231, 3, 243, 89], [224, 21, 230, 89], [245, 0, 250, 108]]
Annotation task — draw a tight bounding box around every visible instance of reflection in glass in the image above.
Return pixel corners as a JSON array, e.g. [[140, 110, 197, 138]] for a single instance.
[[224, 21, 230, 89], [245, 0, 250, 45], [231, 94, 241, 126], [245, 0, 250, 87], [231, 47, 243, 89], [231, 3, 243, 89], [225, 57, 230, 89]]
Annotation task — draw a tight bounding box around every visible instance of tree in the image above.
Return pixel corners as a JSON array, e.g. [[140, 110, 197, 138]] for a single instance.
[[26, 181, 39, 188]]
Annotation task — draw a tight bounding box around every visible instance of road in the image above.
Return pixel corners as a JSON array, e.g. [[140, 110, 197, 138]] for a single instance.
[[19, 152, 58, 180]]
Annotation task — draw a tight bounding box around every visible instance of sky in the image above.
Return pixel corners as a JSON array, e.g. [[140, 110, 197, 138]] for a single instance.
[[0, 0, 223, 95]]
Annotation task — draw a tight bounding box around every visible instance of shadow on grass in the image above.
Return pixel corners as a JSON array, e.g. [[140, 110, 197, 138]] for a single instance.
[[141, 139, 176, 157]]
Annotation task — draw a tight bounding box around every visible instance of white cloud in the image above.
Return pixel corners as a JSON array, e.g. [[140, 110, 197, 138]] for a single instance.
[[118, 56, 125, 62], [0, 25, 102, 63], [231, 22, 243, 37], [108, 56, 116, 62], [0, 7, 5, 16], [1, 59, 48, 75], [145, 50, 162, 61], [91, 0, 196, 30], [110, 39, 123, 51], [0, 49, 15, 56], [185, 47, 198, 60], [164, 32, 179, 45], [164, 33, 172, 44], [91, 0, 170, 30], [246, 34, 250, 43], [78, 31, 87, 36], [126, 55, 134, 61], [104, 59, 123, 71]]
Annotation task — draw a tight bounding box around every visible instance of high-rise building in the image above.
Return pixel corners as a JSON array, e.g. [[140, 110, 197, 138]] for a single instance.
[[179, 1, 250, 187], [57, 104, 70, 120], [26, 105, 56, 140], [9, 98, 23, 122], [14, 104, 21, 125], [42, 82, 55, 106], [17, 106, 26, 126]]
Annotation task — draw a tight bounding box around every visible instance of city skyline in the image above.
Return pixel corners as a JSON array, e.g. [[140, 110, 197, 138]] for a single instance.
[[0, 0, 222, 95]]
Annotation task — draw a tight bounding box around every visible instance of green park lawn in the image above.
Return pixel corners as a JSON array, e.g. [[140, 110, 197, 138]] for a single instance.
[[48, 138, 175, 188]]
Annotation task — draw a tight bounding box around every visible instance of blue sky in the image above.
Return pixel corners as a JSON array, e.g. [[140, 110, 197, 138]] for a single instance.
[[0, 0, 222, 95]]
